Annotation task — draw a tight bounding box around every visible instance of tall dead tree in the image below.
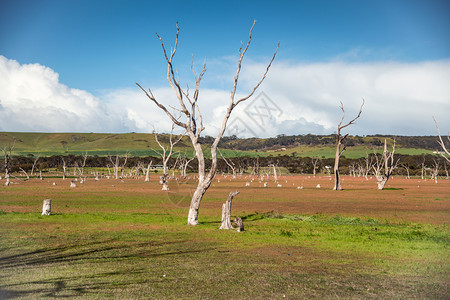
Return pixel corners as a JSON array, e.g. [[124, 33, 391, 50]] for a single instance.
[[61, 157, 68, 180], [372, 139, 399, 190], [433, 117, 449, 163], [219, 149, 237, 178], [2, 140, 15, 186], [154, 125, 184, 190], [333, 100, 364, 190], [30, 154, 40, 177], [137, 21, 278, 225], [144, 160, 153, 182], [311, 157, 320, 177]]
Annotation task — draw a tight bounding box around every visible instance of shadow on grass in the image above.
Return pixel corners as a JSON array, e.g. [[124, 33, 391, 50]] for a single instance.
[[0, 239, 216, 298]]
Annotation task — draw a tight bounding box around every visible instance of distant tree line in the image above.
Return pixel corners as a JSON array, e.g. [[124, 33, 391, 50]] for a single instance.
[[1, 153, 447, 178], [200, 134, 442, 151]]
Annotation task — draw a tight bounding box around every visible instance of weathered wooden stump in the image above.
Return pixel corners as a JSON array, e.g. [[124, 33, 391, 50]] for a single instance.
[[219, 191, 239, 230], [234, 217, 244, 232], [42, 199, 51, 216]]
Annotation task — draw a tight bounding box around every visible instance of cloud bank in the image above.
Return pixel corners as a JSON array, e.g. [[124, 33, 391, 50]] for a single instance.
[[0, 55, 449, 137]]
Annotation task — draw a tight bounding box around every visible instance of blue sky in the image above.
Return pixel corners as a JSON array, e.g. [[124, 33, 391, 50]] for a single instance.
[[0, 0, 449, 136]]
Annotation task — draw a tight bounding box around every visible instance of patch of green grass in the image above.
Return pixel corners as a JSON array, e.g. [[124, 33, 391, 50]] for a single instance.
[[0, 196, 448, 298]]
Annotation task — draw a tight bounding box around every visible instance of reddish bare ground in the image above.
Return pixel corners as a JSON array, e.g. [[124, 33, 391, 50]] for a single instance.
[[1, 175, 449, 224]]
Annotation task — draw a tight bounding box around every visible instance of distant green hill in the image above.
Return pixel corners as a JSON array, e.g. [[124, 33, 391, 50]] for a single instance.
[[0, 132, 440, 159]]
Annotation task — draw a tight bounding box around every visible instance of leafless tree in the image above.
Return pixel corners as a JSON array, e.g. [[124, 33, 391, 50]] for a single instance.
[[311, 157, 320, 177], [30, 154, 40, 177], [431, 159, 440, 184], [333, 100, 364, 190], [400, 162, 411, 179], [107, 154, 124, 179], [137, 21, 278, 225], [433, 117, 449, 163], [2, 140, 15, 186], [144, 160, 153, 182], [154, 125, 184, 190], [372, 139, 399, 190], [79, 152, 88, 177], [179, 154, 194, 178], [219, 149, 237, 178], [61, 157, 68, 180]]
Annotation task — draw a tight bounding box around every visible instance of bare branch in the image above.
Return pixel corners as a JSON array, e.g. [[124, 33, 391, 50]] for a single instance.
[[433, 117, 450, 162]]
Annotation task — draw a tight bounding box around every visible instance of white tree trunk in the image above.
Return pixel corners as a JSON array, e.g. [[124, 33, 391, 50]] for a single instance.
[[42, 199, 51, 215], [219, 191, 239, 230]]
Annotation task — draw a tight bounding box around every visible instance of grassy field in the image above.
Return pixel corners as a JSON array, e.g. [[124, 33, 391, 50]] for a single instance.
[[0, 132, 435, 158], [0, 175, 448, 299]]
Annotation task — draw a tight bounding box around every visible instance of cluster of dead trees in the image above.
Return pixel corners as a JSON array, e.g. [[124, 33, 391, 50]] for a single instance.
[[1, 21, 448, 226]]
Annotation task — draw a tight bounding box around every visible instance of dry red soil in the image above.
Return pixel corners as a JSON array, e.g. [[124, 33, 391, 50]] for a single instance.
[[1, 174, 449, 225]]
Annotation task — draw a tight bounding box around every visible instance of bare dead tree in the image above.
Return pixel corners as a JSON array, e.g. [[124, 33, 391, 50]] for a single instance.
[[60, 157, 67, 180], [107, 155, 120, 179], [311, 157, 320, 177], [2, 140, 15, 186], [137, 21, 278, 225], [120, 152, 129, 178], [269, 163, 278, 182], [145, 160, 153, 182], [180, 154, 194, 178], [30, 154, 40, 177], [401, 162, 411, 179], [433, 117, 449, 163], [372, 139, 399, 190], [219, 149, 237, 178], [420, 155, 426, 180], [79, 152, 88, 177], [154, 125, 184, 190], [333, 100, 364, 190], [19, 168, 29, 180], [431, 159, 440, 184]]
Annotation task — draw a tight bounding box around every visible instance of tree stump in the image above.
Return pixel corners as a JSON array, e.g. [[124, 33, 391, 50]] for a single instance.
[[42, 199, 51, 216], [234, 217, 244, 232], [219, 191, 239, 230]]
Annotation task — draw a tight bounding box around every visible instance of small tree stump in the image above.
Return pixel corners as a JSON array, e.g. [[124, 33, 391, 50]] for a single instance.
[[234, 217, 244, 232], [219, 191, 239, 230], [70, 180, 76, 188], [42, 199, 51, 216]]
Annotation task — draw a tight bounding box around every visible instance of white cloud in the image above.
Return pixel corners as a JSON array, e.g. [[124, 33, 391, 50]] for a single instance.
[[0, 56, 120, 132], [1, 55, 449, 138]]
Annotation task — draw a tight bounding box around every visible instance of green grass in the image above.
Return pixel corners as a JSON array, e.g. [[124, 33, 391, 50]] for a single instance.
[[0, 209, 448, 299], [1, 132, 435, 158]]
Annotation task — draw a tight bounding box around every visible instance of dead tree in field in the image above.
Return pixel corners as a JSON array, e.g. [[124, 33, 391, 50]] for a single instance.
[[311, 157, 320, 177], [120, 152, 129, 178], [219, 191, 240, 230], [30, 154, 40, 177], [401, 163, 411, 179], [61, 158, 68, 180], [433, 117, 449, 163], [137, 21, 278, 225], [431, 159, 440, 184], [180, 154, 194, 178], [107, 154, 122, 179], [372, 139, 399, 190], [79, 152, 88, 177], [154, 125, 184, 190], [219, 149, 237, 178], [269, 163, 278, 182], [2, 141, 15, 186], [333, 100, 364, 190], [145, 160, 153, 182]]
